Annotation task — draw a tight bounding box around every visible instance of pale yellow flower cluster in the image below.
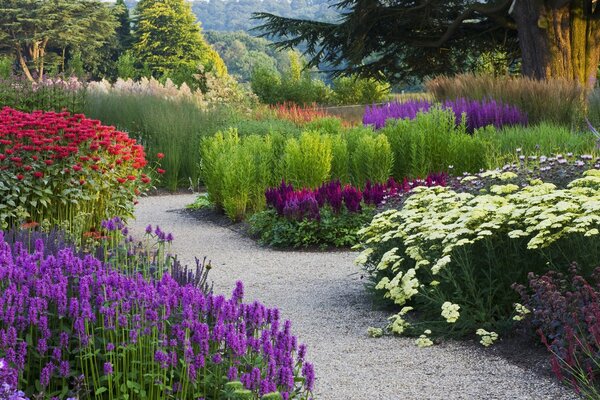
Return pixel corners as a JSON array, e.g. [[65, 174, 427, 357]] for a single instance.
[[476, 329, 498, 347], [512, 303, 531, 321], [356, 169, 600, 310], [415, 330, 433, 347], [441, 302, 460, 323]]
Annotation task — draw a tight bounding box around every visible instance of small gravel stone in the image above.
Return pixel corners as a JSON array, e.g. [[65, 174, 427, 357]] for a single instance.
[[130, 194, 576, 400]]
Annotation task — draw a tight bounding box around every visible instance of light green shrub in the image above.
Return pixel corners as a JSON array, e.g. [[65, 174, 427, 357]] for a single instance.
[[351, 134, 393, 186], [283, 131, 332, 188], [382, 107, 488, 178], [330, 137, 350, 183]]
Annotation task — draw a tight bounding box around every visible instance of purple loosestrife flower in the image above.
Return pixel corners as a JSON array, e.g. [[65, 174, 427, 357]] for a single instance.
[[302, 362, 315, 392], [342, 185, 362, 212], [145, 224, 152, 234], [103, 362, 113, 375], [363, 99, 431, 129]]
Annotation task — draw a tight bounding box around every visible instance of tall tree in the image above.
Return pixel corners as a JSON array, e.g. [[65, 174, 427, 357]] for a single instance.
[[133, 0, 227, 83], [0, 0, 117, 81], [255, 0, 600, 89], [115, 0, 133, 51]]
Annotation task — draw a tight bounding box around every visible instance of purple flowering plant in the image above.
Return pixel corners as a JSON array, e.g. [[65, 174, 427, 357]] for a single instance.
[[363, 98, 527, 132], [0, 225, 315, 399]]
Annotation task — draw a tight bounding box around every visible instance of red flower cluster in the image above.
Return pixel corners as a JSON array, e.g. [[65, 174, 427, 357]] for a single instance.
[[0, 107, 148, 182]]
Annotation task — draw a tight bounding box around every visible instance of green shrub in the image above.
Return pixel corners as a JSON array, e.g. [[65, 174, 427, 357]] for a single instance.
[[351, 134, 393, 186], [85, 91, 240, 190], [201, 130, 276, 220], [249, 207, 374, 248], [330, 75, 391, 105], [283, 131, 333, 188], [304, 117, 345, 135], [0, 55, 13, 79], [330, 137, 350, 183], [381, 108, 489, 178], [479, 122, 598, 165], [426, 73, 585, 127], [233, 118, 300, 137], [355, 169, 600, 339]]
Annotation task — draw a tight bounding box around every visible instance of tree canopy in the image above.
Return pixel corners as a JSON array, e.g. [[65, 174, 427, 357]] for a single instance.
[[133, 0, 227, 85], [255, 0, 600, 88], [0, 0, 117, 81]]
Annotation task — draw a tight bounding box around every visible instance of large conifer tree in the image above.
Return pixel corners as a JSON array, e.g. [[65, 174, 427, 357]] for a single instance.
[[133, 0, 227, 83]]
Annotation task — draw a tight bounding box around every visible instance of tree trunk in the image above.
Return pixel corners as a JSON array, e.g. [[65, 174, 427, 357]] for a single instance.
[[511, 0, 600, 90], [15, 45, 35, 82]]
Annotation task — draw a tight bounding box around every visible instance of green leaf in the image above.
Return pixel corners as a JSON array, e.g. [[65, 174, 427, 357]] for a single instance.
[[95, 387, 108, 396]]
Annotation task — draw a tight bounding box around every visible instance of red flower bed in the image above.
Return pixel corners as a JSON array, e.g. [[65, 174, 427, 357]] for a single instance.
[[0, 107, 152, 233]]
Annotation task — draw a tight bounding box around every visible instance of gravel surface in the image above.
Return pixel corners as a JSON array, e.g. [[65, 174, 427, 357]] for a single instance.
[[130, 194, 576, 400]]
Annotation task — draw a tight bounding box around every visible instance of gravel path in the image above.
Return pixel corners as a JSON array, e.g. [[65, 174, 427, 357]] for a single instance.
[[130, 194, 575, 400]]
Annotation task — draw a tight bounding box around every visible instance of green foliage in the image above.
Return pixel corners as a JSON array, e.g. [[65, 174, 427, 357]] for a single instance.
[[331, 75, 391, 105], [0, 0, 118, 80], [201, 124, 396, 220], [115, 51, 138, 80], [232, 118, 301, 137], [249, 207, 374, 248], [283, 131, 332, 188], [350, 134, 393, 187], [201, 130, 276, 220], [355, 169, 600, 338], [205, 31, 290, 82], [251, 50, 332, 105], [67, 51, 85, 78], [381, 108, 489, 178], [0, 55, 13, 78], [85, 91, 240, 191], [133, 0, 227, 86], [480, 123, 598, 165]]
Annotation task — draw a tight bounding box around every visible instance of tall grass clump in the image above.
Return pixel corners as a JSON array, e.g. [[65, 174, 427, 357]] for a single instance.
[[589, 87, 600, 128], [381, 108, 489, 178], [426, 73, 585, 127], [283, 131, 333, 188], [85, 92, 240, 191], [479, 123, 599, 165]]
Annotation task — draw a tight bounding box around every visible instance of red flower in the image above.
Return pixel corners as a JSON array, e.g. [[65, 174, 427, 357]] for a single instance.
[[21, 221, 39, 229], [24, 166, 32, 171], [44, 159, 53, 165], [157, 168, 166, 174], [141, 176, 151, 184], [33, 171, 43, 178], [79, 179, 85, 185], [157, 153, 165, 159], [73, 165, 82, 171], [16, 174, 24, 180], [117, 177, 127, 184], [0, 154, 5, 161], [127, 175, 136, 181]]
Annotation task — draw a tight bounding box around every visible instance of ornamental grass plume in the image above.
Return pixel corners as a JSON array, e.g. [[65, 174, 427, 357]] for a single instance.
[[0, 229, 315, 399]]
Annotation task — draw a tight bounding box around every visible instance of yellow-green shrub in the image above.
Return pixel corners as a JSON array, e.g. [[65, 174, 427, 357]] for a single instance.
[[350, 134, 393, 187], [283, 131, 333, 188]]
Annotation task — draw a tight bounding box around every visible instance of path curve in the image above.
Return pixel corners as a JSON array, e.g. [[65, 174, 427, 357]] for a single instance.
[[130, 194, 574, 400]]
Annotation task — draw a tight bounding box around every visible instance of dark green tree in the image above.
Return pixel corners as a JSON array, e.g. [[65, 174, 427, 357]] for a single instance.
[[255, 0, 600, 89], [115, 0, 133, 51], [0, 0, 117, 81]]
